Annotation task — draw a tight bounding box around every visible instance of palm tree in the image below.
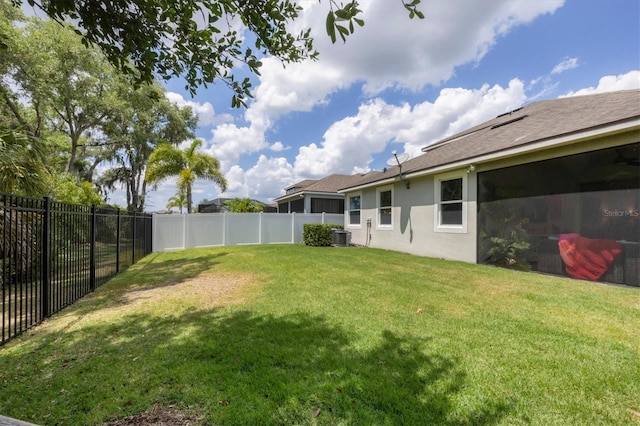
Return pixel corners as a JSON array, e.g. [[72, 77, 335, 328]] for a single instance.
[[166, 190, 188, 214], [146, 139, 227, 213]]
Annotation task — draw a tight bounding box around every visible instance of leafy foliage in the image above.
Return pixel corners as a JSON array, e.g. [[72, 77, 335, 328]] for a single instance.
[[326, 0, 423, 44], [303, 223, 343, 247], [479, 201, 531, 271], [1, 3, 200, 210], [0, 127, 48, 196], [166, 190, 188, 214], [1, 16, 124, 175], [223, 197, 264, 213], [48, 173, 104, 206], [14, 0, 424, 106]]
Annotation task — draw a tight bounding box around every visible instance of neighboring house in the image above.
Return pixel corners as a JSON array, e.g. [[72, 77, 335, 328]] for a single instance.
[[275, 174, 360, 214], [198, 198, 276, 213], [339, 89, 640, 287]]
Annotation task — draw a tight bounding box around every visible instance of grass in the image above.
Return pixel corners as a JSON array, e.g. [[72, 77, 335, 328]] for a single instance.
[[0, 244, 638, 425]]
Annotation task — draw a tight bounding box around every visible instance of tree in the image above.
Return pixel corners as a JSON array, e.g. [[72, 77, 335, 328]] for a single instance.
[[224, 198, 264, 213], [166, 191, 188, 214], [146, 139, 227, 214], [98, 82, 198, 211], [0, 12, 124, 176], [14, 0, 424, 106]]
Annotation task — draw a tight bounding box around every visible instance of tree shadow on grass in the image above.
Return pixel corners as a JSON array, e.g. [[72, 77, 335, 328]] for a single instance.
[[0, 309, 512, 425], [114, 251, 230, 290]]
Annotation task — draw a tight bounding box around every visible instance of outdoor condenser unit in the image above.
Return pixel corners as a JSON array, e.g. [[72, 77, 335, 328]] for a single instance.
[[331, 229, 351, 247]]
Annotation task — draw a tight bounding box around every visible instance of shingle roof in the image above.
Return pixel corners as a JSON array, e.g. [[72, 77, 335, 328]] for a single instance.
[[340, 89, 640, 190], [304, 174, 360, 193], [275, 174, 365, 201], [284, 179, 317, 191]]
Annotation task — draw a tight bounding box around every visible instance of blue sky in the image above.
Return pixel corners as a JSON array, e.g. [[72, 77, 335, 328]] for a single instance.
[[138, 0, 640, 210]]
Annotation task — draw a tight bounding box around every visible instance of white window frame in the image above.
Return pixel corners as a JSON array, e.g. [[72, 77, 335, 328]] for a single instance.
[[434, 172, 467, 233], [347, 192, 362, 228], [376, 185, 394, 230]]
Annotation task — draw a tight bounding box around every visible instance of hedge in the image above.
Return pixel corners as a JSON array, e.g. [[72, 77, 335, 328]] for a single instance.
[[303, 223, 344, 247]]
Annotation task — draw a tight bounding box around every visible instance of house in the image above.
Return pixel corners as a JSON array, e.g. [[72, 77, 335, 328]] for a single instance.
[[275, 174, 360, 214], [339, 89, 640, 286]]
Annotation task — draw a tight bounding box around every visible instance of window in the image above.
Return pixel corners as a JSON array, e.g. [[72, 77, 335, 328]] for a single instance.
[[435, 174, 466, 232], [441, 178, 463, 224], [377, 186, 393, 228], [348, 194, 361, 226]]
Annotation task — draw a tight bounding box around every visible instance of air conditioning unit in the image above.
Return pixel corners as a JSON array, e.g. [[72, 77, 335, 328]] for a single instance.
[[331, 229, 351, 247]]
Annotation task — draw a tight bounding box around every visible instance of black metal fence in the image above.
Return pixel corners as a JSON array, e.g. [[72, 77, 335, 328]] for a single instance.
[[1, 193, 152, 345]]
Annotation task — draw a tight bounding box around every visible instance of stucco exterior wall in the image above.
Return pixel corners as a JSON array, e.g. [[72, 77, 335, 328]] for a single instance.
[[345, 168, 478, 263]]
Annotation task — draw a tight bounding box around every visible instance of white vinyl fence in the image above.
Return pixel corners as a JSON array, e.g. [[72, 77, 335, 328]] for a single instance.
[[152, 212, 345, 252]]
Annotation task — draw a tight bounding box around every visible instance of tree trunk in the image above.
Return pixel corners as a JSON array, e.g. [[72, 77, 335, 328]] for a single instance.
[[186, 185, 193, 214]]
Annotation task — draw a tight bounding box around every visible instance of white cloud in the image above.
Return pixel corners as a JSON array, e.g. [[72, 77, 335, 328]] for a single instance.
[[239, 0, 563, 131], [207, 122, 268, 170], [245, 156, 296, 200], [561, 70, 640, 97], [293, 0, 564, 95], [217, 157, 295, 202], [197, 79, 527, 202], [269, 142, 288, 152], [551, 57, 579, 74], [293, 79, 527, 177], [165, 92, 233, 127]]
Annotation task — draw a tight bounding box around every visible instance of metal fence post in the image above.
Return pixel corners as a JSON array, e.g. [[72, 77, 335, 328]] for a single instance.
[[90, 205, 96, 291], [131, 211, 136, 263], [116, 210, 121, 273], [147, 214, 152, 254], [41, 196, 50, 320]]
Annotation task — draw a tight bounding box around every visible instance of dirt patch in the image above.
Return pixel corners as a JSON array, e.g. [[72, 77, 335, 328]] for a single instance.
[[119, 273, 256, 308], [101, 404, 202, 426]]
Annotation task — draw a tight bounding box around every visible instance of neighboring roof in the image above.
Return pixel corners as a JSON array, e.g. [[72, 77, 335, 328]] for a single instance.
[[275, 174, 361, 202], [199, 198, 233, 206], [284, 179, 317, 192], [340, 89, 640, 191]]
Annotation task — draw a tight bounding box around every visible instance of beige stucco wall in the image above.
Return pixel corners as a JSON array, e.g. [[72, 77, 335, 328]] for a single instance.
[[345, 168, 478, 263]]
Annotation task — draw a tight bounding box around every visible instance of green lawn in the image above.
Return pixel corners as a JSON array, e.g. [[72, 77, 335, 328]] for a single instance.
[[0, 245, 638, 425]]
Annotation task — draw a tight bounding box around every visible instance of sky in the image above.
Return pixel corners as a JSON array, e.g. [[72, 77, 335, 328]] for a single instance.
[[131, 0, 640, 211]]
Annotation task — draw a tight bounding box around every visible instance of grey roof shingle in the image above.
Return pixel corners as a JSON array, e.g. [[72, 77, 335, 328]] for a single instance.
[[284, 179, 317, 191], [275, 174, 365, 201], [303, 174, 360, 193], [340, 89, 640, 190]]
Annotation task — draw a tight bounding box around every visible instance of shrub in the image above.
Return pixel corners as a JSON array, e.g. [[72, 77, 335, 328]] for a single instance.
[[303, 223, 343, 247]]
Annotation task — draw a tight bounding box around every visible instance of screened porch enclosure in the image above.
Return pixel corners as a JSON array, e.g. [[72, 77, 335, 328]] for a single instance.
[[477, 143, 639, 286]]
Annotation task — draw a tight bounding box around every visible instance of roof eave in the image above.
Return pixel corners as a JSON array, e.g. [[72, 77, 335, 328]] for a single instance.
[[275, 190, 346, 202]]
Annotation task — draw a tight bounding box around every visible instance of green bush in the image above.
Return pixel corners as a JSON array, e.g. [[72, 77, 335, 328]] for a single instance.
[[303, 223, 344, 246]]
